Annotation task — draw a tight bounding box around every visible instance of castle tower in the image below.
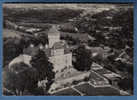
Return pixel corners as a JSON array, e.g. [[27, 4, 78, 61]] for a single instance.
[[48, 25, 60, 48]]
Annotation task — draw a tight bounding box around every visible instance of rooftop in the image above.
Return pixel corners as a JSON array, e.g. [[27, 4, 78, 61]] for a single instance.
[[53, 83, 122, 96], [94, 67, 121, 79], [89, 71, 109, 86], [52, 41, 66, 49]]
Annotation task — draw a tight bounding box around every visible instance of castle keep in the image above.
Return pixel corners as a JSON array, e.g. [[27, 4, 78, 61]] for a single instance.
[[45, 26, 72, 72]]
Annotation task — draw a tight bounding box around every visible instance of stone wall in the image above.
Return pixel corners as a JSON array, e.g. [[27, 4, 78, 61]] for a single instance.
[[52, 49, 64, 56], [48, 35, 60, 48], [49, 53, 72, 72]]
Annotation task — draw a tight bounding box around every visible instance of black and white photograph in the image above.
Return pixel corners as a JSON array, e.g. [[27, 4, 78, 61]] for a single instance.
[[2, 3, 133, 96]]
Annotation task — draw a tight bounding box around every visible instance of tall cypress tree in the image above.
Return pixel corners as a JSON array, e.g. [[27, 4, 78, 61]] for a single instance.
[[73, 45, 92, 71], [30, 49, 55, 92]]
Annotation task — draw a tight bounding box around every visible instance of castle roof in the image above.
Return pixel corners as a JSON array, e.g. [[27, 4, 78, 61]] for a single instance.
[[52, 41, 66, 49], [48, 25, 60, 36]]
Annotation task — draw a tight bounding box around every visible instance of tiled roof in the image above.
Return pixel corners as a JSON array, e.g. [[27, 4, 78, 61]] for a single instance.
[[94, 68, 121, 80], [74, 83, 121, 96], [53, 83, 121, 96], [52, 41, 66, 49]]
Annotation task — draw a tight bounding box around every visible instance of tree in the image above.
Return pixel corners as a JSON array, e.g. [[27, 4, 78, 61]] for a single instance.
[[73, 44, 92, 71], [118, 75, 133, 93], [36, 33, 48, 45], [30, 50, 55, 93], [3, 37, 24, 66], [3, 67, 17, 95], [3, 63, 38, 95], [112, 8, 133, 48]]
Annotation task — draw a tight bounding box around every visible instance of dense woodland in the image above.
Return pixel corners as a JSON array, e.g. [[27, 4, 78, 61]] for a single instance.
[[3, 7, 83, 23]]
